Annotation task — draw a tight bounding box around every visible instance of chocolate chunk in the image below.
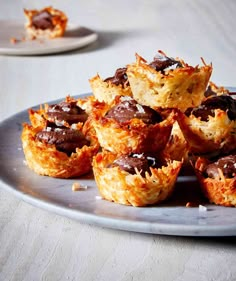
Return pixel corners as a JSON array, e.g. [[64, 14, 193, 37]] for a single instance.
[[185, 95, 236, 121], [32, 11, 54, 30], [36, 127, 90, 155], [106, 98, 162, 124], [205, 154, 236, 178], [110, 153, 161, 176], [149, 55, 182, 72], [104, 67, 129, 87], [47, 101, 88, 125]]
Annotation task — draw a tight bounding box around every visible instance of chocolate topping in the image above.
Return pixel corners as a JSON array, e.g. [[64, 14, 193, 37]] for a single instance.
[[104, 67, 129, 87], [35, 100, 90, 155], [32, 11, 54, 30], [106, 98, 163, 124], [185, 95, 236, 121], [149, 55, 182, 72], [36, 127, 89, 155], [205, 154, 236, 178], [111, 153, 161, 176], [47, 101, 88, 125]]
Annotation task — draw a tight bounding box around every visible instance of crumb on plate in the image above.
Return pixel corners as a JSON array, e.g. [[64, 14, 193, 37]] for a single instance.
[[198, 204, 207, 212], [72, 182, 88, 191]]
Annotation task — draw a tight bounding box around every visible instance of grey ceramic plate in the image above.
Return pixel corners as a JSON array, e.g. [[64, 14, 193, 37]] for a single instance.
[[0, 20, 98, 55], [1, 92, 236, 237]]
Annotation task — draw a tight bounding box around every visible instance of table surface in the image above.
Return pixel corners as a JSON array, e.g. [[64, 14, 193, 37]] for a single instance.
[[1, 1, 236, 280]]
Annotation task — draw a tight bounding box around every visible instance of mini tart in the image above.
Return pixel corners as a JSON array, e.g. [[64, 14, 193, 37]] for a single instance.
[[24, 6, 68, 39], [21, 123, 99, 178], [93, 151, 182, 207], [194, 157, 236, 207], [91, 106, 176, 155], [89, 74, 132, 104], [177, 109, 236, 154], [126, 53, 212, 112]]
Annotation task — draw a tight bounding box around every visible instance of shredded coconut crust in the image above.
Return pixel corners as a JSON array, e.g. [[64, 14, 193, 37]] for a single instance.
[[89, 74, 132, 104], [177, 109, 236, 154]]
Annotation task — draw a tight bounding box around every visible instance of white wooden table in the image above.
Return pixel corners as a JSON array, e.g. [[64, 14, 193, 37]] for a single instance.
[[1, 1, 236, 280]]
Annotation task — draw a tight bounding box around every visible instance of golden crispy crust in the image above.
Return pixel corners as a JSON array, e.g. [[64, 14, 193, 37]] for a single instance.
[[89, 74, 132, 104], [177, 109, 236, 154], [24, 6, 68, 39], [28, 106, 47, 128], [22, 123, 99, 178], [207, 81, 230, 96], [93, 151, 182, 207], [194, 157, 236, 207], [126, 54, 212, 112], [161, 121, 189, 162], [91, 108, 176, 155], [76, 95, 110, 116]]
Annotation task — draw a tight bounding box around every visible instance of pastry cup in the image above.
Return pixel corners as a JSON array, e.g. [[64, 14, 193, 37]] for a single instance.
[[89, 74, 132, 104], [177, 109, 236, 154], [21, 123, 99, 178], [93, 150, 182, 207], [194, 157, 236, 207], [126, 54, 212, 112], [24, 6, 68, 39], [92, 107, 176, 155]]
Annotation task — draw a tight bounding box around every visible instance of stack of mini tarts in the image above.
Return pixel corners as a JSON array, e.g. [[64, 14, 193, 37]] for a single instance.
[[22, 96, 99, 178], [126, 51, 212, 112], [24, 6, 68, 39], [91, 96, 182, 207], [89, 67, 132, 104]]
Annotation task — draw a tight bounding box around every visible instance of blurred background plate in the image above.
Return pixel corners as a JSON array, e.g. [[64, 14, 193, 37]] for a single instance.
[[0, 20, 98, 55]]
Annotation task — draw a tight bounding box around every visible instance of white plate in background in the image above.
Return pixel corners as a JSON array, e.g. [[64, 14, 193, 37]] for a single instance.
[[0, 20, 98, 55]]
